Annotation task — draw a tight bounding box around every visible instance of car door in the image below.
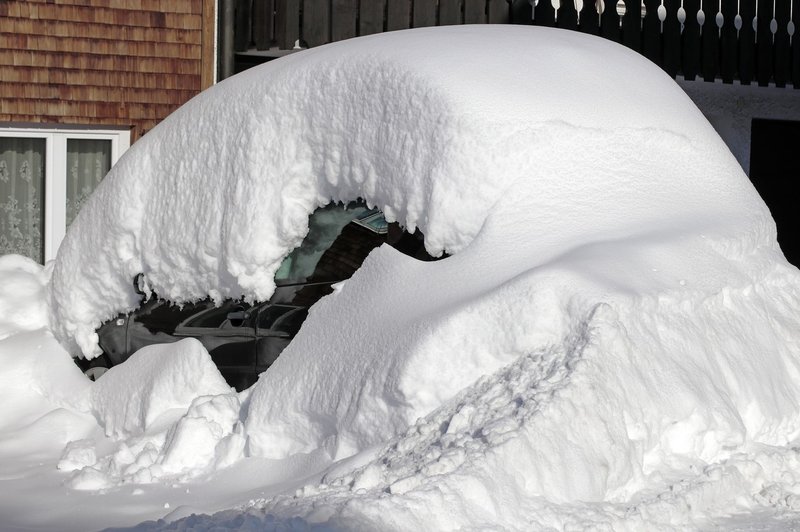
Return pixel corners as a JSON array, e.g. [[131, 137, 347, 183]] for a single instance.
[[173, 300, 257, 390], [254, 304, 309, 375]]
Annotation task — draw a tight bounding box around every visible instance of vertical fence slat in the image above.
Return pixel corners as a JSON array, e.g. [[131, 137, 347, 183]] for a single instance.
[[600, 0, 621, 41], [301, 0, 331, 48], [464, 0, 487, 22], [234, 0, 252, 51], [332, 0, 358, 41], [793, 0, 800, 87], [579, 0, 599, 33], [773, 0, 792, 86], [511, 0, 533, 23], [387, 0, 412, 30], [413, 0, 438, 26], [757, 0, 773, 85], [440, 0, 464, 25], [642, 0, 662, 65], [739, 0, 756, 83], [252, 0, 274, 50], [558, 0, 579, 28], [682, 0, 701, 79], [302, 0, 330, 46], [276, 0, 301, 49], [663, 0, 681, 76], [701, 0, 720, 80], [488, 0, 510, 23], [360, 0, 387, 35], [534, 0, 556, 25], [621, 0, 641, 50], [719, 0, 738, 82]]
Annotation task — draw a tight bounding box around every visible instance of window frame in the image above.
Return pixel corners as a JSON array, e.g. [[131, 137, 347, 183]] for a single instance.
[[0, 125, 131, 261]]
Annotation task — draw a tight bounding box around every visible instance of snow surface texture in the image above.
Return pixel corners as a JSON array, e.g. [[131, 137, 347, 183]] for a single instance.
[[36, 25, 800, 529]]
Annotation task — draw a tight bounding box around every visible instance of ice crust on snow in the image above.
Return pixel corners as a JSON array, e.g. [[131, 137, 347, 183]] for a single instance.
[[28, 25, 800, 529]]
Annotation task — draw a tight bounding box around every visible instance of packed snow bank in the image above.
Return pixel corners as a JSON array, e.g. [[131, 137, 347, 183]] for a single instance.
[[44, 24, 800, 528], [0, 254, 49, 340], [60, 339, 244, 489], [0, 256, 92, 419], [91, 338, 232, 439]]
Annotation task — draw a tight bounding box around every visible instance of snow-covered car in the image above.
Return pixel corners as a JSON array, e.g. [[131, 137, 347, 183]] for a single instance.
[[35, 25, 800, 530], [78, 202, 438, 389]]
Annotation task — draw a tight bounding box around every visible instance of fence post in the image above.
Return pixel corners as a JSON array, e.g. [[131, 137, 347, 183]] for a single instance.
[[558, 0, 579, 29], [719, 0, 737, 82], [578, 0, 599, 33], [601, 0, 621, 41], [533, 0, 556, 26], [756, 0, 773, 85], [234, 0, 252, 52], [439, 0, 463, 25], [332, 0, 358, 41], [413, 0, 438, 26], [739, 0, 756, 83], [663, 0, 681, 76], [275, 0, 301, 50], [793, 0, 800, 88], [621, 0, 641, 50], [252, 0, 274, 50], [488, 0, 510, 23], [701, 0, 720, 81], [511, 0, 534, 23], [302, 0, 331, 47], [682, 0, 701, 80], [387, 0, 412, 30], [360, 0, 386, 35], [464, 0, 486, 22], [773, 0, 792, 86], [642, 0, 662, 65]]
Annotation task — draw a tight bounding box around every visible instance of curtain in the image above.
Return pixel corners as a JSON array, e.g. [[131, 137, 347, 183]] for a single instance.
[[0, 138, 45, 263], [66, 139, 111, 227]]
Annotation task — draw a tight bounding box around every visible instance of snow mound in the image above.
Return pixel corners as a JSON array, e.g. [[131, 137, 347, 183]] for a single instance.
[[0, 254, 49, 340], [90, 338, 232, 439], [43, 25, 800, 528], [61, 339, 244, 489]]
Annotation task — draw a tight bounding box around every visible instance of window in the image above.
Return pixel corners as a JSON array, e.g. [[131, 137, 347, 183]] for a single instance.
[[0, 126, 130, 262]]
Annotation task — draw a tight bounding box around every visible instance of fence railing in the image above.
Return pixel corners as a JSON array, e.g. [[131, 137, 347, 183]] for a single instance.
[[232, 0, 799, 88]]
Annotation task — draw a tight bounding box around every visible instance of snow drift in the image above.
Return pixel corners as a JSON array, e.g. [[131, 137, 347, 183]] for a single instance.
[[44, 25, 800, 528]]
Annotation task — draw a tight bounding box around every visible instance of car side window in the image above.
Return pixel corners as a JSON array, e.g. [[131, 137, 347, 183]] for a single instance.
[[136, 299, 215, 334], [257, 305, 308, 336], [181, 300, 253, 329]]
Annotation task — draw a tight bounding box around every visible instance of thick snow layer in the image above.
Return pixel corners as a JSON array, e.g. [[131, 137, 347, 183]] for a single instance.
[[4, 25, 798, 530], [48, 25, 767, 358]]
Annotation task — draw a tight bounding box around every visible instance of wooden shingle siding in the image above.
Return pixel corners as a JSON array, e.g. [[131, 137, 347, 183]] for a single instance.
[[0, 0, 216, 141]]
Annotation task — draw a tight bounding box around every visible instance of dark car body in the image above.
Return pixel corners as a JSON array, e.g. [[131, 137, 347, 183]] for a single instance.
[[80, 203, 438, 390]]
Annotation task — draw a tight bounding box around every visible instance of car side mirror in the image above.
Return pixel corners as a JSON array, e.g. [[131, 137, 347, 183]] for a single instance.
[[133, 273, 147, 298]]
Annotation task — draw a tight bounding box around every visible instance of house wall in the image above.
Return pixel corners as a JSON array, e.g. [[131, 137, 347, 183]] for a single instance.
[[680, 79, 800, 174], [0, 0, 217, 142]]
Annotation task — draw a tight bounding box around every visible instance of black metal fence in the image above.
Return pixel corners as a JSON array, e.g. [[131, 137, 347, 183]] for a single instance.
[[232, 0, 799, 87]]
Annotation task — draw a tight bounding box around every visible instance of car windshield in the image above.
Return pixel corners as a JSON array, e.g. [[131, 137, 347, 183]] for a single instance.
[[273, 201, 387, 284]]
